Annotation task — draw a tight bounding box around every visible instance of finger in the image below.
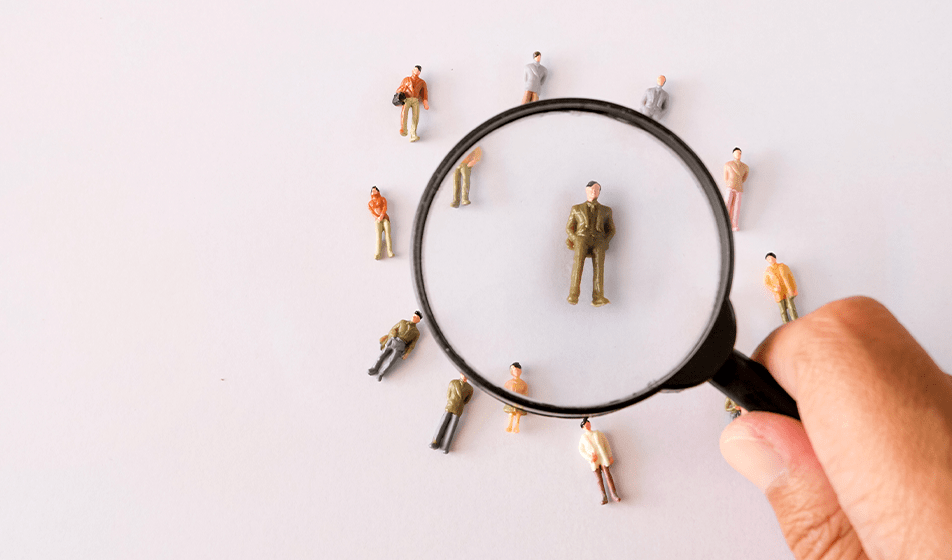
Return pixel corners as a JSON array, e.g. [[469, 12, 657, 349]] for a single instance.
[[750, 296, 952, 558], [721, 412, 867, 559]]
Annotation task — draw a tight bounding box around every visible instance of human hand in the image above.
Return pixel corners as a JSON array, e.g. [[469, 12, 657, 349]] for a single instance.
[[719, 296, 952, 559]]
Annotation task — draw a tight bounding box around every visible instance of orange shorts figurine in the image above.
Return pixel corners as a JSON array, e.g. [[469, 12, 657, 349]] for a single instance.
[[503, 362, 528, 433]]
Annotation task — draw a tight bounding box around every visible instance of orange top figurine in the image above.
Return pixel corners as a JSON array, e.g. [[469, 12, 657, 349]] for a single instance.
[[368, 186, 394, 260], [763, 252, 799, 324], [395, 65, 429, 143], [503, 362, 528, 433]]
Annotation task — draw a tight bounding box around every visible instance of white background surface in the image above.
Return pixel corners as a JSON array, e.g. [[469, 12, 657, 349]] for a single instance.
[[2, 1, 950, 558]]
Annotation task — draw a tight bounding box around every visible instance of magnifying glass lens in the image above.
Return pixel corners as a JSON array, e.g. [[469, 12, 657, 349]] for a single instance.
[[422, 109, 725, 408]]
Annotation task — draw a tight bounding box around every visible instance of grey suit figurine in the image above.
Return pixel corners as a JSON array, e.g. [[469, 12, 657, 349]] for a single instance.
[[521, 51, 548, 104], [640, 75, 669, 120], [566, 181, 616, 307]]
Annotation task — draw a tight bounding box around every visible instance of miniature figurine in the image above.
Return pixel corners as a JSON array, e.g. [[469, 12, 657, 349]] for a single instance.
[[451, 147, 482, 207], [395, 65, 429, 142], [430, 373, 474, 453], [368, 311, 422, 381], [566, 181, 616, 306], [368, 186, 394, 260], [763, 253, 799, 324], [639, 75, 669, 120], [578, 418, 621, 505], [504, 362, 528, 433], [520, 51, 548, 104], [723, 147, 749, 232], [725, 398, 744, 420]]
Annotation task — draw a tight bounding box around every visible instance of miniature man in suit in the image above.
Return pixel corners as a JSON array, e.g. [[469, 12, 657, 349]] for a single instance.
[[368, 311, 422, 381], [723, 147, 749, 232], [763, 253, 799, 324], [395, 65, 429, 142], [451, 147, 482, 208], [566, 181, 616, 306], [430, 373, 474, 453], [368, 186, 394, 260], [579, 418, 621, 505], [639, 75, 669, 120], [521, 51, 548, 104]]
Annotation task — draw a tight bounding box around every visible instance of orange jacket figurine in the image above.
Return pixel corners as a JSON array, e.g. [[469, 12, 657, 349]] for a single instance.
[[763, 252, 799, 324], [396, 65, 429, 142]]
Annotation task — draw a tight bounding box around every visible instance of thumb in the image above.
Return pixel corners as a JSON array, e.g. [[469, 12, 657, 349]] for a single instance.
[[719, 412, 868, 559]]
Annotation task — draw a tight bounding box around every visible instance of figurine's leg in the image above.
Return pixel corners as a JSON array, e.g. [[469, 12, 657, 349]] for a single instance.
[[778, 300, 791, 324], [382, 218, 394, 258], [400, 103, 409, 136], [593, 469, 608, 504], [568, 245, 587, 304], [460, 165, 471, 205], [520, 91, 532, 104], [726, 190, 741, 231], [440, 413, 461, 453], [374, 220, 384, 260], [376, 339, 406, 381], [370, 344, 392, 375], [512, 413, 521, 433], [591, 248, 609, 306], [603, 466, 621, 502], [451, 164, 462, 207], [506, 413, 514, 432], [408, 98, 420, 141], [787, 296, 799, 321], [430, 411, 453, 449]]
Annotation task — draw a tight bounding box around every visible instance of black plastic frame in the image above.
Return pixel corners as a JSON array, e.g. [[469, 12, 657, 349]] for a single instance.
[[411, 98, 796, 419]]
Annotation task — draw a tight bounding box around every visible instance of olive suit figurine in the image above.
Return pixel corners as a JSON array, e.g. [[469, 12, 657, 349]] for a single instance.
[[430, 373, 474, 453], [368, 311, 422, 381], [566, 181, 616, 306]]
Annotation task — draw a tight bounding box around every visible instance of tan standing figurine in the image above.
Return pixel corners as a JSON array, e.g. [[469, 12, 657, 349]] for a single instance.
[[395, 65, 429, 142], [504, 362, 528, 433], [451, 147, 482, 207], [723, 147, 749, 231], [368, 186, 394, 260]]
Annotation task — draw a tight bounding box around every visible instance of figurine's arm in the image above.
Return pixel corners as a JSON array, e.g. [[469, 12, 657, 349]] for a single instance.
[[540, 67, 547, 86], [402, 330, 419, 359], [579, 437, 596, 463], [381, 323, 400, 348], [421, 81, 429, 110], [742, 165, 749, 183], [640, 90, 649, 109], [462, 386, 473, 405], [785, 265, 798, 297], [723, 164, 731, 186], [396, 77, 408, 94], [605, 208, 616, 245], [764, 271, 780, 296], [377, 198, 388, 222], [565, 209, 578, 249], [598, 432, 614, 465]]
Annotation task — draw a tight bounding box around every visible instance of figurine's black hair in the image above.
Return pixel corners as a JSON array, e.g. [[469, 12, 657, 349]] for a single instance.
[[414, 65, 422, 71], [370, 186, 379, 194], [732, 146, 742, 153], [765, 252, 776, 260], [580, 417, 589, 428], [586, 180, 600, 188], [511, 362, 522, 370], [414, 310, 423, 319], [532, 51, 541, 59]]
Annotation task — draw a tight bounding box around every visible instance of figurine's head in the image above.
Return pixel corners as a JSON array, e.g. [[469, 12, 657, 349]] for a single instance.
[[412, 65, 422, 77], [581, 418, 592, 430], [657, 75, 666, 87], [459, 373, 468, 382], [510, 362, 522, 378], [585, 181, 601, 202], [732, 147, 742, 160], [765, 252, 777, 265], [412, 311, 423, 323], [532, 51, 541, 62], [370, 186, 380, 197]]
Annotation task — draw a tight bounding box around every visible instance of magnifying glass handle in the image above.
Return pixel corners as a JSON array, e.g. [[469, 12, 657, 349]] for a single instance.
[[709, 350, 801, 421]]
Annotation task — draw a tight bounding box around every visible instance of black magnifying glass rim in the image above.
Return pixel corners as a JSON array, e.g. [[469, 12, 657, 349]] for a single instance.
[[411, 98, 734, 418]]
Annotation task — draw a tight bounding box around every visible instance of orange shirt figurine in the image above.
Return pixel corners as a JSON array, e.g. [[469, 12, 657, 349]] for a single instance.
[[504, 362, 528, 433], [763, 252, 799, 324], [368, 186, 394, 260], [395, 65, 429, 143]]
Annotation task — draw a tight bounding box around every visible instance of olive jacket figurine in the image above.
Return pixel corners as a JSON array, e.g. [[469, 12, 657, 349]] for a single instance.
[[368, 312, 422, 381], [723, 148, 749, 232], [396, 65, 429, 142], [639, 75, 669, 120], [763, 253, 799, 324], [578, 419, 621, 505], [566, 181, 616, 306], [451, 147, 482, 207], [368, 186, 394, 260], [504, 362, 528, 433], [430, 373, 474, 453], [521, 51, 548, 104]]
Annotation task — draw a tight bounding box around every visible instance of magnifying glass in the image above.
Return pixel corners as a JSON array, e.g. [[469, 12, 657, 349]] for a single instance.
[[411, 98, 799, 420]]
